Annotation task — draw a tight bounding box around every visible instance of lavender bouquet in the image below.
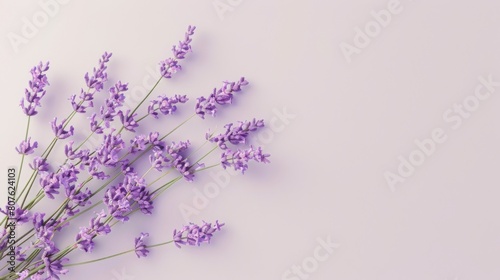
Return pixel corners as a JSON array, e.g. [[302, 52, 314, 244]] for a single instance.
[[0, 26, 269, 280]]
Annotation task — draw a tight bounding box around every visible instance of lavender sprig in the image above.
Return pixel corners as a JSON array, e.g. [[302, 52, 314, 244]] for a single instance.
[[75, 210, 111, 253], [173, 221, 225, 248], [208, 118, 265, 149], [70, 52, 112, 113], [195, 77, 249, 119], [118, 110, 139, 132], [160, 25, 196, 79], [121, 25, 196, 132], [134, 232, 149, 258], [16, 138, 38, 155], [19, 62, 50, 117], [96, 81, 129, 131], [63, 222, 222, 268], [147, 94, 188, 119], [51, 118, 74, 140], [221, 146, 271, 174]]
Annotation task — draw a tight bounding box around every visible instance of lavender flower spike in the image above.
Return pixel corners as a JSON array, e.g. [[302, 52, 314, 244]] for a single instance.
[[208, 118, 265, 149], [29, 156, 49, 171], [89, 113, 104, 134], [148, 94, 188, 119], [51, 117, 74, 139], [118, 110, 139, 132], [134, 232, 150, 258], [16, 270, 29, 280], [39, 172, 60, 199], [76, 210, 111, 252], [173, 220, 225, 248], [0, 204, 30, 224], [165, 140, 194, 181], [103, 172, 154, 221], [100, 81, 129, 127], [221, 146, 270, 174], [159, 25, 196, 79], [20, 61, 50, 116], [16, 137, 38, 155], [41, 254, 69, 279], [172, 25, 196, 59], [195, 77, 249, 119], [70, 52, 112, 113], [85, 52, 112, 92]]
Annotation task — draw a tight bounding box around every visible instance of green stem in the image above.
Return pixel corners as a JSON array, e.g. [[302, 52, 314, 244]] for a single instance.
[[65, 239, 174, 267], [117, 77, 162, 134], [65, 248, 136, 267], [159, 113, 196, 141], [14, 116, 30, 200]]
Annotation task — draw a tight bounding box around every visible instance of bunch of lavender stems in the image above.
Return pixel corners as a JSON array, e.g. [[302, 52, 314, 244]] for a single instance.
[[0, 25, 270, 280]]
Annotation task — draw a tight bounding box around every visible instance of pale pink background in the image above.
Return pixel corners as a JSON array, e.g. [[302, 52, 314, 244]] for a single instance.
[[1, 0, 500, 279]]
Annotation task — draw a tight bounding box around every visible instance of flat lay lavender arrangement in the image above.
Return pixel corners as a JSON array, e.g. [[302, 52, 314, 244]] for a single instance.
[[0, 25, 270, 279]]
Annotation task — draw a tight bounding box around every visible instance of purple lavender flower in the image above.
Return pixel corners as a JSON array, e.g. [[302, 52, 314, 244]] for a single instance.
[[19, 61, 50, 116], [15, 137, 38, 155], [103, 173, 154, 221], [136, 188, 154, 215], [169, 141, 193, 181], [0, 228, 7, 252], [148, 131, 166, 150], [208, 118, 265, 149], [48, 216, 69, 233], [58, 164, 79, 186], [15, 246, 27, 262], [95, 132, 125, 168], [160, 58, 181, 79], [149, 149, 171, 172], [118, 110, 139, 132], [29, 156, 49, 171], [63, 203, 80, 217], [159, 26, 196, 79], [76, 210, 111, 252], [88, 168, 108, 180], [134, 232, 150, 258], [65, 182, 92, 207], [172, 25, 196, 59], [51, 117, 74, 139], [70, 52, 112, 113], [195, 77, 248, 119], [148, 94, 188, 119], [103, 185, 131, 222], [129, 131, 166, 154], [16, 270, 29, 280], [173, 220, 224, 248], [75, 237, 94, 253], [149, 140, 189, 171], [59, 164, 91, 208], [32, 213, 57, 254], [221, 146, 270, 174], [85, 52, 112, 91], [123, 174, 154, 215], [109, 81, 127, 103], [69, 91, 93, 113], [64, 141, 82, 160], [99, 81, 128, 127], [39, 172, 60, 199], [130, 134, 148, 154], [41, 253, 68, 279], [121, 160, 135, 175], [0, 204, 30, 224], [89, 113, 104, 134], [89, 210, 111, 235]]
